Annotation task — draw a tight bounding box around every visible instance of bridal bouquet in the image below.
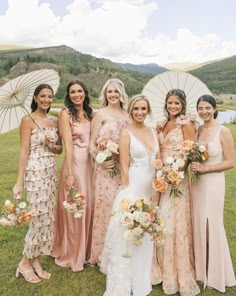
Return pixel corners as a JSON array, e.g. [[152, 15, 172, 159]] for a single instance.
[[95, 139, 120, 177], [152, 156, 185, 198], [117, 198, 165, 257], [0, 198, 33, 227], [63, 186, 86, 218], [182, 140, 209, 180]]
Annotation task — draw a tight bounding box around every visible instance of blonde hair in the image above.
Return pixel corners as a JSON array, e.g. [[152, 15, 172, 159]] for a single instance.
[[128, 94, 152, 119], [99, 78, 128, 110]]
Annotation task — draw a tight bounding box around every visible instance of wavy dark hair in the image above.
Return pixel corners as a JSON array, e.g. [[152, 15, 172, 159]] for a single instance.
[[164, 88, 187, 119], [197, 94, 218, 119], [31, 84, 54, 112], [64, 80, 93, 121]]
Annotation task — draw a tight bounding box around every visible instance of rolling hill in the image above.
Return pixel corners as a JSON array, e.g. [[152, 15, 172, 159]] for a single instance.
[[189, 55, 236, 94], [0, 45, 156, 100], [0, 44, 235, 99]]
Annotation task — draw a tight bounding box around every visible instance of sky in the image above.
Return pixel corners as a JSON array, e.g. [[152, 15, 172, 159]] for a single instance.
[[0, 0, 235, 66]]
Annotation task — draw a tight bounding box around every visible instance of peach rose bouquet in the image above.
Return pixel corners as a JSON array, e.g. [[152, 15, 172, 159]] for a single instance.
[[116, 197, 165, 257], [182, 140, 209, 180], [152, 156, 185, 198], [63, 186, 86, 218], [95, 139, 120, 177], [0, 198, 33, 227]]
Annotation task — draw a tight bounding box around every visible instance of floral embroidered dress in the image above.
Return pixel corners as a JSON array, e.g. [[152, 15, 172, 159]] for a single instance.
[[157, 116, 200, 296], [89, 119, 127, 265], [52, 109, 93, 272], [24, 127, 58, 258]]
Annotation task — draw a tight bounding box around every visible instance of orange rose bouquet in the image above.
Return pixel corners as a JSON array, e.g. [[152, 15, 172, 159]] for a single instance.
[[0, 198, 33, 227], [152, 156, 185, 198], [63, 186, 86, 218], [182, 140, 209, 180]]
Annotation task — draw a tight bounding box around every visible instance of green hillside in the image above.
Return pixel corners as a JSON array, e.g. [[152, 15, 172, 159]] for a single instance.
[[189, 55, 236, 94], [0, 45, 154, 101]]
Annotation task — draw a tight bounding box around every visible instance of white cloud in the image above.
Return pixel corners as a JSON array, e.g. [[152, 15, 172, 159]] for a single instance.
[[0, 0, 235, 65]]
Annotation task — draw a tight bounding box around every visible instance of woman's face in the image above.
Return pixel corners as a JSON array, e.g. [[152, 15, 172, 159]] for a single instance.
[[34, 88, 53, 111], [166, 95, 183, 117], [197, 101, 215, 122], [106, 84, 121, 106], [131, 99, 149, 123], [69, 83, 85, 106]]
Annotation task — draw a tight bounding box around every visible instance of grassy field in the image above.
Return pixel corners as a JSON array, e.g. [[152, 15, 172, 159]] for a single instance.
[[0, 126, 236, 296]]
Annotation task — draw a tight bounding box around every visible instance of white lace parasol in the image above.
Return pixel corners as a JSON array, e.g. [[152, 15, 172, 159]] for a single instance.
[[0, 69, 60, 134], [142, 71, 212, 127]]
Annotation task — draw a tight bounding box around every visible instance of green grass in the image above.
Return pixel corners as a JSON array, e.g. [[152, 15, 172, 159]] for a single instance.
[[0, 126, 236, 295]]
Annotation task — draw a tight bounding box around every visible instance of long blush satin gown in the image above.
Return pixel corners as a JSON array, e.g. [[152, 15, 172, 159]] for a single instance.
[[192, 125, 236, 292], [157, 118, 200, 296], [100, 129, 159, 296], [52, 110, 93, 272], [88, 119, 127, 265]]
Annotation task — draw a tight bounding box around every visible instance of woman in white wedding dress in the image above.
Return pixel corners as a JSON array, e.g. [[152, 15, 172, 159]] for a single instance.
[[100, 94, 160, 296]]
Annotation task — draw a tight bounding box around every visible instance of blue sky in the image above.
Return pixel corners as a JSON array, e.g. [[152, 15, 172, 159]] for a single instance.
[[0, 0, 235, 66]]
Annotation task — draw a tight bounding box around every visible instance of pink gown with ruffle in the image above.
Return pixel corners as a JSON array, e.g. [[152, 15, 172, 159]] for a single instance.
[[24, 127, 58, 258], [52, 110, 93, 272], [157, 117, 200, 296]]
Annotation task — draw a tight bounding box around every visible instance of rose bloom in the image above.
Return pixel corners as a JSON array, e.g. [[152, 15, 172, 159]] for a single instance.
[[172, 163, 180, 171], [104, 149, 112, 158], [120, 212, 134, 227], [135, 199, 143, 209], [165, 156, 174, 165], [4, 200, 11, 206], [106, 141, 119, 154], [167, 170, 181, 184], [175, 158, 185, 168], [18, 202, 27, 209], [153, 159, 163, 170], [198, 144, 206, 153], [152, 178, 168, 193], [119, 199, 131, 211], [182, 140, 194, 152], [95, 151, 107, 163], [132, 225, 144, 237], [135, 212, 151, 228], [4, 203, 16, 214]]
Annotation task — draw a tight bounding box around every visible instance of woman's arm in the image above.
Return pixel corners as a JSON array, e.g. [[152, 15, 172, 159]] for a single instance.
[[192, 127, 235, 173], [119, 129, 130, 186], [59, 109, 74, 188], [13, 116, 33, 198], [89, 111, 103, 158]]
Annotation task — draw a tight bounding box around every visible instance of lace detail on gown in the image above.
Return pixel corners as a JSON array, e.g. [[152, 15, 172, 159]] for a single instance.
[[100, 128, 159, 296]]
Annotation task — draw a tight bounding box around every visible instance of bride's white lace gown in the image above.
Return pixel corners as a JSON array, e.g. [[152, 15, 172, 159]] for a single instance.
[[100, 128, 159, 296]]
